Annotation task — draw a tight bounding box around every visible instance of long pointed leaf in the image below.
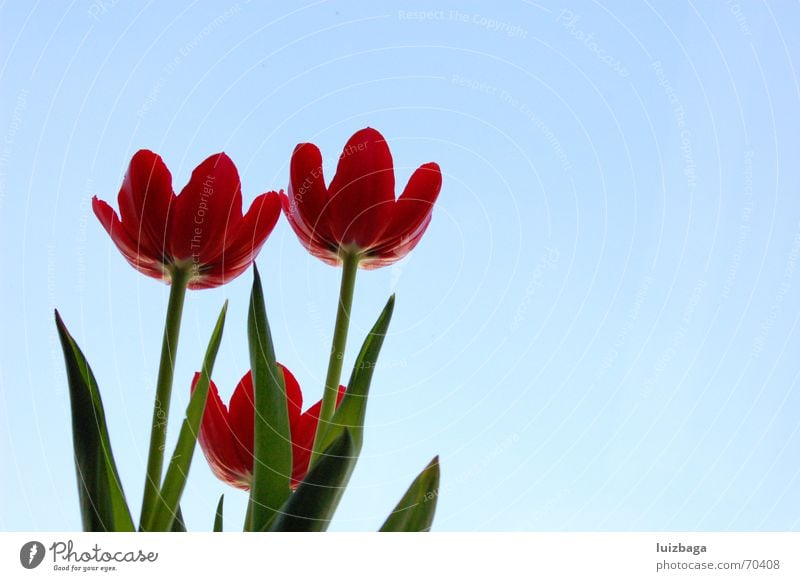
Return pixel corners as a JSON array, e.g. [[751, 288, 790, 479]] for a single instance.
[[171, 505, 186, 532], [248, 265, 291, 531], [380, 456, 440, 532], [268, 429, 355, 532], [312, 295, 394, 494], [213, 495, 224, 532], [55, 310, 135, 532], [147, 302, 228, 531]]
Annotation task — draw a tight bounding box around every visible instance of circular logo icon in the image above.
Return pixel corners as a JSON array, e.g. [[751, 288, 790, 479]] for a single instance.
[[20, 541, 46, 569]]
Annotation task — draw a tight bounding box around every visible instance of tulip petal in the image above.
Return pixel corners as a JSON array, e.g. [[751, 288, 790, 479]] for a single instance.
[[281, 192, 340, 265], [279, 364, 304, 426], [366, 161, 441, 268], [287, 142, 335, 245], [226, 372, 256, 476], [116, 149, 175, 263], [291, 386, 345, 486], [327, 127, 395, 249], [225, 365, 304, 487], [360, 213, 433, 269], [195, 374, 251, 490], [190, 192, 281, 289], [169, 153, 243, 265], [92, 196, 166, 280]]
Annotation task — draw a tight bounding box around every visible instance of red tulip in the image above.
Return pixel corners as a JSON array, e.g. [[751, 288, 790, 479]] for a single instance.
[[193, 365, 345, 490], [93, 149, 281, 289], [282, 127, 442, 269]]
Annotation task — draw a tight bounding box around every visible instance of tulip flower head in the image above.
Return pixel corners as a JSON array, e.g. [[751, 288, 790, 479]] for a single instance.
[[282, 127, 442, 269], [93, 150, 281, 289], [194, 365, 345, 490]]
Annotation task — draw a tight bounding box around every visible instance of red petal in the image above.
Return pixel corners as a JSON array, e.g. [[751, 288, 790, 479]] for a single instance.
[[226, 366, 304, 486], [279, 363, 303, 426], [291, 415, 315, 486], [287, 142, 335, 249], [189, 192, 281, 289], [194, 373, 252, 490], [92, 196, 166, 280], [364, 162, 441, 267], [116, 150, 175, 263], [360, 214, 433, 269], [227, 372, 256, 475], [168, 153, 243, 265], [327, 128, 395, 249], [290, 386, 346, 486], [281, 192, 340, 266]]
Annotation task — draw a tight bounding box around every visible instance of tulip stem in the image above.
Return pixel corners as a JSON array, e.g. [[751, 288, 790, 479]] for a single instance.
[[310, 251, 359, 464], [140, 266, 190, 530]]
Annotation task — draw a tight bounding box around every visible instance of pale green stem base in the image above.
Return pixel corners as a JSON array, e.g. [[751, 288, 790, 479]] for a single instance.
[[139, 266, 190, 530], [310, 251, 359, 465]]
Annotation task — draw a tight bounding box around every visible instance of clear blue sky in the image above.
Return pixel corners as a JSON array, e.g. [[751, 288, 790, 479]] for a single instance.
[[1, 1, 799, 531]]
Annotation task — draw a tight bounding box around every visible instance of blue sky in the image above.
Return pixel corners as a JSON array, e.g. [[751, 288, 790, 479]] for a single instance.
[[1, 0, 799, 531]]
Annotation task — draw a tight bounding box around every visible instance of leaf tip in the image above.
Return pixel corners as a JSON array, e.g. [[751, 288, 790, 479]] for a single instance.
[[54, 309, 70, 341]]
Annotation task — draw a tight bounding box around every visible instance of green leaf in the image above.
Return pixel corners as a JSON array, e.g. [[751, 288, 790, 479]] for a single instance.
[[247, 265, 291, 531], [281, 295, 395, 527], [171, 505, 186, 532], [213, 495, 224, 532], [54, 310, 135, 532], [314, 294, 395, 474], [380, 456, 440, 532], [268, 429, 355, 532], [146, 302, 228, 531]]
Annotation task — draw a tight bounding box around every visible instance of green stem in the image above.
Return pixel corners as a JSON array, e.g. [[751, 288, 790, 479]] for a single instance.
[[243, 497, 253, 532], [310, 251, 359, 465], [139, 266, 190, 530]]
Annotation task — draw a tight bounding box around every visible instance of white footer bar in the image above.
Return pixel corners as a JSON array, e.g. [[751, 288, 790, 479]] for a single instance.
[[2, 532, 798, 580]]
